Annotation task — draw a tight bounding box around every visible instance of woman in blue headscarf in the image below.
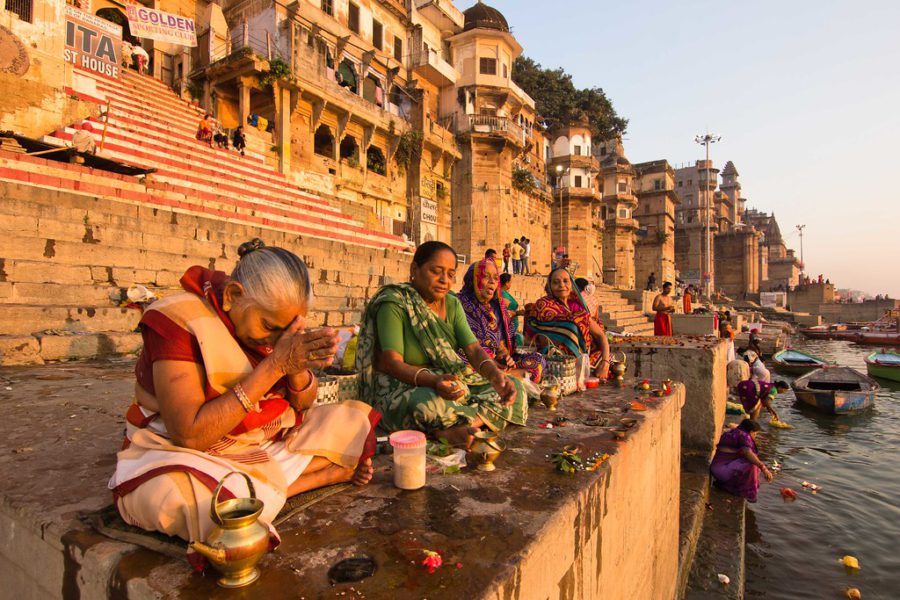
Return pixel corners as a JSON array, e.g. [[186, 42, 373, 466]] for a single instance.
[[457, 258, 546, 382]]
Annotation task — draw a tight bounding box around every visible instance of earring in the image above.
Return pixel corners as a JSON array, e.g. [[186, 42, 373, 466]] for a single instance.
[[223, 302, 231, 311]]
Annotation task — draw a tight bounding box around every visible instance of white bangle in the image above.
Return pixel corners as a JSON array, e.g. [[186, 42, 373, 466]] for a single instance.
[[413, 367, 431, 387], [477, 358, 494, 373]]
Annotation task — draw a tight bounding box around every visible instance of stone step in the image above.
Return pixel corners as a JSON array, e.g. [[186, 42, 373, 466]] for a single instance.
[[608, 314, 653, 328], [47, 127, 350, 225], [0, 332, 142, 365], [0, 304, 142, 336], [684, 487, 746, 600], [0, 154, 404, 250], [677, 458, 712, 599], [0, 281, 122, 306]]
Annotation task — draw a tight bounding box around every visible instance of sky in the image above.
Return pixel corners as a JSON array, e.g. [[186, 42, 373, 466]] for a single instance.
[[461, 0, 900, 297]]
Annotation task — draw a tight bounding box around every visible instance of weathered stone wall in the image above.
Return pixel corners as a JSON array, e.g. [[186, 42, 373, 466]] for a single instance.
[[612, 339, 728, 458], [0, 2, 96, 138]]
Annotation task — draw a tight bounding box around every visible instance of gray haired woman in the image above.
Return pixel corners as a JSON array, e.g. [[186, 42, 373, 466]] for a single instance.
[[109, 239, 379, 551]]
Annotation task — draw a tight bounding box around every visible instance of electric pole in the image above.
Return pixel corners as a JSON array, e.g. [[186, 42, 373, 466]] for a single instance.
[[694, 133, 721, 298], [796, 224, 806, 274]]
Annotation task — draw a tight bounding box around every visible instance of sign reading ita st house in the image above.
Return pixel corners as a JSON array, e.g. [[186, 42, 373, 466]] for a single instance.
[[65, 5, 122, 79], [126, 5, 197, 47]]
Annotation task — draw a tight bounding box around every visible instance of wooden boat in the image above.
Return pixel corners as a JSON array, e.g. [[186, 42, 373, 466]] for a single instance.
[[771, 349, 829, 374], [852, 331, 900, 346], [865, 351, 900, 382], [791, 367, 879, 414]]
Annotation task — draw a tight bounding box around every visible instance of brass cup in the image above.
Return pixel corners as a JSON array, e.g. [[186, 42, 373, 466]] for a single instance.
[[468, 431, 506, 472]]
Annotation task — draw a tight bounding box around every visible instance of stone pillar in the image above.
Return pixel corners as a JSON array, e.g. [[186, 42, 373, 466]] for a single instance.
[[237, 78, 251, 128], [274, 84, 291, 174]]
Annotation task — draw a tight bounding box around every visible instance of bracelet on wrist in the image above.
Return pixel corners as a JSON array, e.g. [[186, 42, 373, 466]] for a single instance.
[[234, 382, 260, 413], [476, 357, 494, 373], [413, 367, 432, 387], [287, 369, 315, 394]]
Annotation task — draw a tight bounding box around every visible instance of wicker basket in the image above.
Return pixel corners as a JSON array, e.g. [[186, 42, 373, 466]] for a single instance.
[[315, 375, 340, 405], [545, 354, 576, 379], [324, 367, 359, 401]]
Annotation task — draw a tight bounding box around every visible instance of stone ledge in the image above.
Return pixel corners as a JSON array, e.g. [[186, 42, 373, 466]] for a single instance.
[[0, 360, 684, 599]]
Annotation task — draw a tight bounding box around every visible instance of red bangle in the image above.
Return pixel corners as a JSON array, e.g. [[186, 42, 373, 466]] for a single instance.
[[287, 369, 315, 394]]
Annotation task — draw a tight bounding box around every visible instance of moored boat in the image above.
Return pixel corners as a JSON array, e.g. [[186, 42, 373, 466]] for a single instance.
[[772, 349, 829, 374], [865, 351, 900, 383], [791, 367, 879, 414]]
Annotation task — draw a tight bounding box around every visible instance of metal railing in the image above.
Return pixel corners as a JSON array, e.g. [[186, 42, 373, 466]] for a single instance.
[[5, 0, 32, 22], [458, 115, 524, 143]]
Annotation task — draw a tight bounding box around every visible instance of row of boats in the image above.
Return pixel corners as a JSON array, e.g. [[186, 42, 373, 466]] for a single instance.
[[799, 311, 900, 346], [770, 348, 898, 414]]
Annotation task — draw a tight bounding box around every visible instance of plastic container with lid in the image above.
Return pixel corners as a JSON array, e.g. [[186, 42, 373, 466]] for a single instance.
[[389, 430, 427, 490]]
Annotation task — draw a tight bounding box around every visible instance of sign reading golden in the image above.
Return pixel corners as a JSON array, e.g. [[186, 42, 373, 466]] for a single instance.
[[126, 6, 197, 47]]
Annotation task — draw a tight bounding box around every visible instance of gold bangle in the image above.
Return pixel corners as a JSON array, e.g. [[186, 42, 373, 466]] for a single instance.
[[234, 383, 259, 413], [287, 369, 315, 394]]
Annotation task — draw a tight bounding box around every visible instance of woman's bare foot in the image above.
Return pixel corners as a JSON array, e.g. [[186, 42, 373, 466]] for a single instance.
[[352, 458, 374, 486], [438, 424, 478, 449]]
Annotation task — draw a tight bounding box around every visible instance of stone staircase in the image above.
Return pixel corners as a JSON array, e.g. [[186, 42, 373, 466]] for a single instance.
[[593, 285, 656, 335], [0, 69, 417, 366]]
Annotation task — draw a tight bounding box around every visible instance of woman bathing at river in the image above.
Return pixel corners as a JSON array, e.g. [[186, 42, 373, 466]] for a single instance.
[[356, 241, 527, 449], [109, 239, 378, 550], [710, 419, 773, 502]]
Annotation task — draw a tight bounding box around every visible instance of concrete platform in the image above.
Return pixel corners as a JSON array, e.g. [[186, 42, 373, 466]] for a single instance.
[[610, 337, 728, 459], [0, 360, 685, 599], [683, 487, 746, 600]]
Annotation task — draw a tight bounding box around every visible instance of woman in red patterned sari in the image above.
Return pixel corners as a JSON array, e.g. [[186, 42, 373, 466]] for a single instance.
[[109, 239, 378, 559], [527, 268, 611, 379]]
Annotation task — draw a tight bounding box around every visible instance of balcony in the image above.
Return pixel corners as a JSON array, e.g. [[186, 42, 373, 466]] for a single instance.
[[415, 0, 465, 32], [412, 45, 458, 86], [457, 114, 525, 146]]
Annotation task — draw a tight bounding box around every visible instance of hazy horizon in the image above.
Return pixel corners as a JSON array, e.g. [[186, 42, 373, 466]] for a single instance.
[[465, 0, 900, 298]]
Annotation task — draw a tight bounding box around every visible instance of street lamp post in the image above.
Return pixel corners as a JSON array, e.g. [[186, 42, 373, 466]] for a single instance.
[[796, 224, 806, 274], [555, 164, 568, 262], [694, 133, 721, 299]]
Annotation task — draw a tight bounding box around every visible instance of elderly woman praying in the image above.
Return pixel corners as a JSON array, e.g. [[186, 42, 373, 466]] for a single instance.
[[356, 241, 528, 449], [109, 239, 379, 555]]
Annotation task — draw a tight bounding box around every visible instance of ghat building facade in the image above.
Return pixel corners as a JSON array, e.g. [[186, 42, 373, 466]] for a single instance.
[[2, 0, 796, 295]]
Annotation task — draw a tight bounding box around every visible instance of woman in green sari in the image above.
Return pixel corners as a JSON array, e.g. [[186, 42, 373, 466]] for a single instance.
[[356, 241, 528, 448]]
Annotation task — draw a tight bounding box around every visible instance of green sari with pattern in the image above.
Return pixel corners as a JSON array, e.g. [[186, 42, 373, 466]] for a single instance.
[[356, 284, 528, 433]]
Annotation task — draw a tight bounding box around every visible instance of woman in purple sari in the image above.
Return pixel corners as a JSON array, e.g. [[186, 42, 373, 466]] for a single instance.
[[457, 259, 546, 383], [710, 419, 773, 502]]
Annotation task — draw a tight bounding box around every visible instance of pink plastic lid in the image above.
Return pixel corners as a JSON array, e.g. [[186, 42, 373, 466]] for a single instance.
[[389, 430, 426, 449]]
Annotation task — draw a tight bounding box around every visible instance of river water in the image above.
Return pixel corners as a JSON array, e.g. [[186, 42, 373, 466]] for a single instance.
[[744, 338, 900, 600]]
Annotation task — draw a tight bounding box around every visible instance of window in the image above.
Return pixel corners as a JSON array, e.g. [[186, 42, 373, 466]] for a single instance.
[[321, 0, 333, 16], [574, 145, 581, 156], [314, 125, 335, 157], [479, 57, 497, 75], [502, 63, 508, 78], [688, 179, 693, 186], [367, 146, 387, 175], [394, 37, 403, 61], [574, 175, 583, 188], [340, 136, 359, 162], [348, 3, 360, 33], [678, 180, 683, 188], [619, 208, 629, 219], [600, 146, 607, 156], [617, 182, 627, 193], [372, 20, 383, 50], [7, 0, 33, 22], [654, 179, 663, 190]]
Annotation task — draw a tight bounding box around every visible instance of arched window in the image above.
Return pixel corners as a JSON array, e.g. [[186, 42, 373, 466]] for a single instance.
[[367, 146, 386, 175], [96, 8, 138, 44], [339, 136, 359, 162], [314, 125, 335, 157], [336, 59, 358, 93]]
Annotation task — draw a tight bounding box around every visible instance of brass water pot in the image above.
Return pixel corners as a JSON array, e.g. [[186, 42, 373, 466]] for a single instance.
[[609, 352, 627, 383], [189, 472, 270, 588], [468, 431, 506, 472]]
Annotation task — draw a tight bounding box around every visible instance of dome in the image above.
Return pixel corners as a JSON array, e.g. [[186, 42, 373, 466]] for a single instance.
[[463, 1, 510, 33]]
